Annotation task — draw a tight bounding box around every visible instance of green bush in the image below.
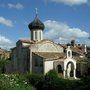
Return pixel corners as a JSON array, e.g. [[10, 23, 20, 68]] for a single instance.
[[0, 74, 35, 90], [6, 84, 34, 90], [0, 57, 10, 74], [80, 76, 90, 89], [26, 73, 44, 86], [0, 72, 90, 90], [45, 70, 58, 80], [43, 70, 65, 90]]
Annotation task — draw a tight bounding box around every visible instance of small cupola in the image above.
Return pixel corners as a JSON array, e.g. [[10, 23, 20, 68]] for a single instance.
[[28, 8, 45, 41]]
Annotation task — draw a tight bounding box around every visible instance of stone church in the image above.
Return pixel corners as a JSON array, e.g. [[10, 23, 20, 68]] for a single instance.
[[10, 13, 88, 79]]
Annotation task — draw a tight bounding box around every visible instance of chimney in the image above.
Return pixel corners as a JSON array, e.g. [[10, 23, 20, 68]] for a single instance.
[[71, 40, 75, 47], [84, 44, 87, 54]]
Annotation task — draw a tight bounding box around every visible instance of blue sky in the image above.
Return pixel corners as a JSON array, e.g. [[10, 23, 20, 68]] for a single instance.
[[0, 0, 90, 49]]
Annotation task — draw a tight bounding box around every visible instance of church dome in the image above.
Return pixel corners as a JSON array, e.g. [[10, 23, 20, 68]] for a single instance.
[[28, 16, 45, 30]]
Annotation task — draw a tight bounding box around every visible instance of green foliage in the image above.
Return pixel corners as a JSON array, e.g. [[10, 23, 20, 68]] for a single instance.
[[43, 70, 68, 90], [26, 73, 44, 86], [6, 84, 34, 90], [34, 70, 90, 90], [45, 70, 58, 79], [0, 74, 34, 90], [26, 73, 45, 90], [87, 58, 90, 66], [0, 70, 90, 90], [80, 76, 90, 89], [0, 56, 10, 73]]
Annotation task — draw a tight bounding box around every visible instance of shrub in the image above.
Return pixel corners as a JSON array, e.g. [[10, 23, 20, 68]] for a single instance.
[[6, 84, 34, 90], [45, 70, 58, 81], [26, 73, 44, 86], [44, 70, 64, 90], [0, 74, 35, 90], [0, 72, 89, 90], [0, 57, 10, 74], [80, 76, 90, 89]]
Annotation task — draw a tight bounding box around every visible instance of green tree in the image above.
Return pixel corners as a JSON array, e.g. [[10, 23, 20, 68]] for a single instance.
[[0, 56, 10, 73]]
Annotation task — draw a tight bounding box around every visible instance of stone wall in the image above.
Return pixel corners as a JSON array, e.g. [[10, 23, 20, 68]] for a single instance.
[[32, 53, 43, 74], [11, 45, 30, 73]]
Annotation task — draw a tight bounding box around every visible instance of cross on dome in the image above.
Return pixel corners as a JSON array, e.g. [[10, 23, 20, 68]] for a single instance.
[[35, 8, 38, 17], [28, 8, 45, 31]]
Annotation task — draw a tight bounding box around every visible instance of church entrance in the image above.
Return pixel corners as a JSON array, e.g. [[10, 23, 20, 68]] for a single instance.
[[57, 65, 63, 77], [66, 62, 74, 78]]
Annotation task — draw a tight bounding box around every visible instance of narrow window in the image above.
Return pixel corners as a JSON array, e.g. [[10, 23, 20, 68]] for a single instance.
[[68, 51, 71, 57], [40, 31, 41, 40], [35, 31, 37, 40]]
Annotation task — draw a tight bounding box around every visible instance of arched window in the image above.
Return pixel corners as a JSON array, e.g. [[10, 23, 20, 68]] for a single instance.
[[68, 51, 71, 57], [67, 62, 74, 77], [57, 65, 63, 73]]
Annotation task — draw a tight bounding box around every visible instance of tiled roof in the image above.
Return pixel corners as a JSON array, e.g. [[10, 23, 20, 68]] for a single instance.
[[59, 44, 84, 55], [73, 56, 86, 63], [33, 52, 65, 60], [71, 46, 83, 55], [19, 39, 35, 43]]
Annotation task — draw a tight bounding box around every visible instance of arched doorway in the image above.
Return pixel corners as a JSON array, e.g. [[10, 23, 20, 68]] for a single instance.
[[66, 62, 74, 78], [57, 65, 63, 77]]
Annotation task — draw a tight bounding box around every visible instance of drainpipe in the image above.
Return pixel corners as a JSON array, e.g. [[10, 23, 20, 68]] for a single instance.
[[30, 48, 32, 73]]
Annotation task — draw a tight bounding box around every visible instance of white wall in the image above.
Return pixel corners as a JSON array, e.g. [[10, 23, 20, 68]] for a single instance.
[[31, 30, 43, 41], [22, 43, 30, 46], [44, 61, 54, 74], [64, 58, 76, 70]]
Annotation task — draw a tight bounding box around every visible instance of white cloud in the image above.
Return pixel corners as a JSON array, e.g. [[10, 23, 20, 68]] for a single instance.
[[44, 20, 89, 44], [0, 17, 13, 27], [49, 0, 88, 6], [8, 3, 24, 9], [0, 35, 14, 49]]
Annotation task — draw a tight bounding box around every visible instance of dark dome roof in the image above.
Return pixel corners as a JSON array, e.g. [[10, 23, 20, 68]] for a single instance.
[[28, 16, 45, 30], [67, 43, 71, 46]]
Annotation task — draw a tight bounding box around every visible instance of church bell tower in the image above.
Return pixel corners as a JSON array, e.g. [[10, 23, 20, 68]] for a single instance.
[[28, 8, 45, 41]]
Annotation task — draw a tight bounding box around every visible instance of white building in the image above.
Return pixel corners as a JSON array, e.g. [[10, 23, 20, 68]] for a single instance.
[[10, 12, 88, 79]]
